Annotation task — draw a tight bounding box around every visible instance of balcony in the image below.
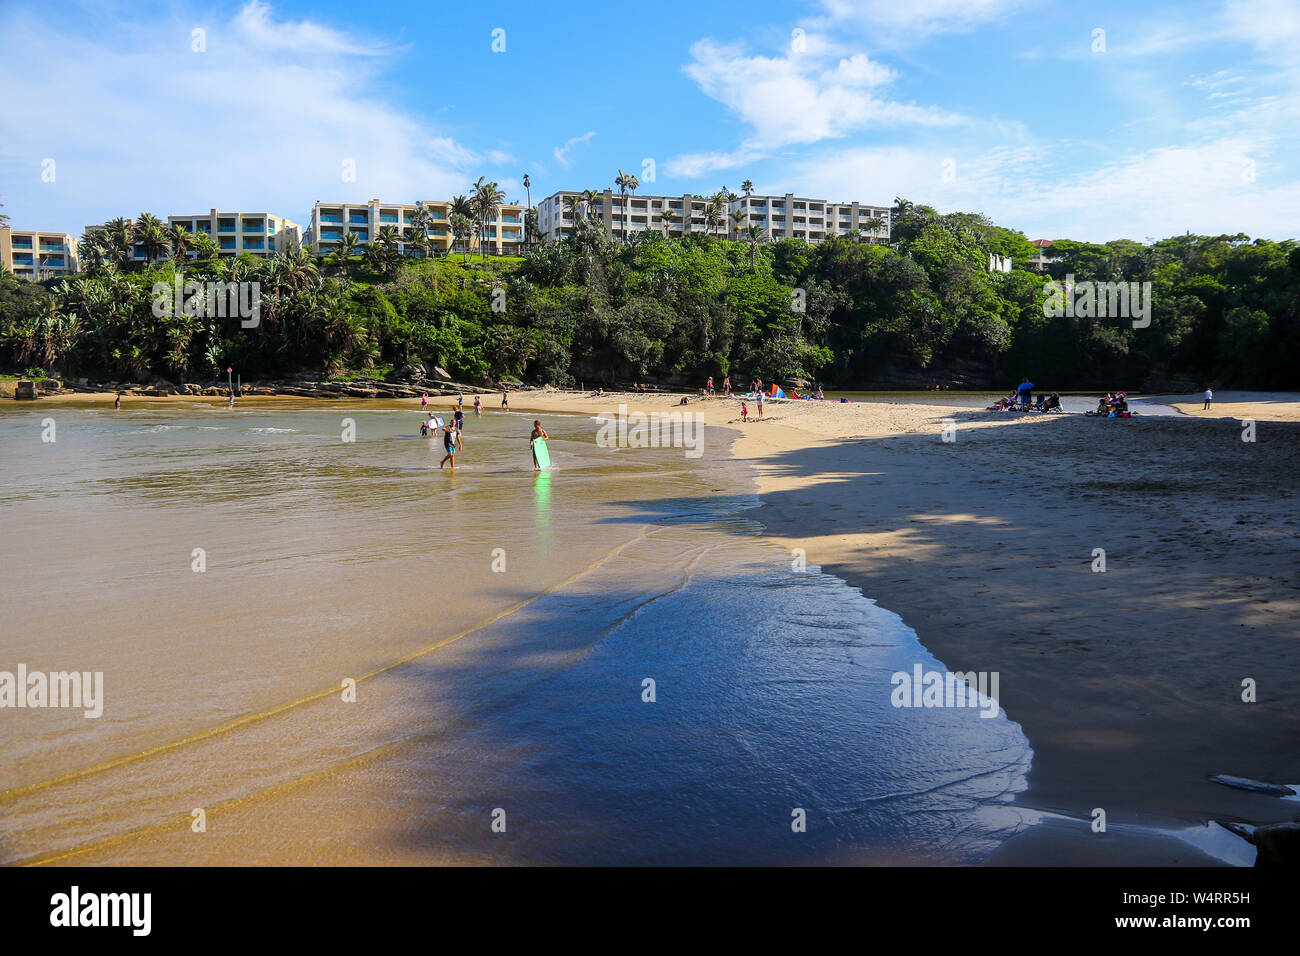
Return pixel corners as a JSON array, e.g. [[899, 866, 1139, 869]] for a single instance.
[[218, 225, 236, 233], [219, 239, 236, 249], [11, 240, 32, 249], [379, 215, 399, 223], [13, 254, 33, 264], [319, 215, 342, 224], [243, 240, 265, 250], [242, 224, 264, 233]]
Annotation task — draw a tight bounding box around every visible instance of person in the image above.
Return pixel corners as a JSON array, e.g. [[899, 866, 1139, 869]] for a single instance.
[[530, 420, 549, 471], [228, 393, 235, 408], [114, 393, 121, 410], [421, 393, 428, 408], [501, 391, 509, 409], [457, 394, 464, 409], [816, 388, 824, 400], [454, 406, 465, 432], [440, 420, 461, 469], [723, 376, 731, 397], [473, 395, 482, 417], [740, 401, 749, 422], [756, 390, 764, 419], [706, 375, 714, 396], [1016, 378, 1033, 407], [1043, 393, 1061, 412], [1204, 387, 1213, 410]]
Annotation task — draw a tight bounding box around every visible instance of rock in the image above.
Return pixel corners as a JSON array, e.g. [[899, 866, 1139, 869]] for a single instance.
[[432, 366, 452, 382], [36, 379, 61, 392], [14, 380, 38, 400], [1252, 823, 1300, 867]]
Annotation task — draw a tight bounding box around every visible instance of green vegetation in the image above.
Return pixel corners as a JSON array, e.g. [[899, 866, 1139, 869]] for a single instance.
[[1, 200, 1297, 389]]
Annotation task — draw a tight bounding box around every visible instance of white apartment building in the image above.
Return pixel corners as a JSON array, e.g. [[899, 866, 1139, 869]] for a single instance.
[[536, 189, 890, 245], [167, 210, 302, 257], [0, 226, 78, 280], [305, 199, 525, 257], [537, 190, 719, 241], [729, 194, 891, 244]]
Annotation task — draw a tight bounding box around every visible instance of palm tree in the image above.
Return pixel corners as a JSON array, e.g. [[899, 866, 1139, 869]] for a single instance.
[[104, 217, 135, 268], [77, 231, 108, 272], [581, 189, 601, 222], [745, 224, 768, 268], [615, 168, 639, 242], [167, 224, 194, 262], [331, 230, 360, 276], [730, 210, 747, 241], [705, 195, 726, 239], [134, 213, 168, 263], [562, 195, 582, 237], [470, 178, 505, 258], [660, 208, 677, 237], [190, 231, 220, 263], [449, 213, 474, 261], [741, 179, 754, 196], [0, 201, 8, 229], [522, 173, 532, 247], [524, 207, 539, 246]]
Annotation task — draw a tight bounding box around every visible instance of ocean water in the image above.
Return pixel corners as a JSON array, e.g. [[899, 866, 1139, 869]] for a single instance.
[[0, 399, 1031, 865]]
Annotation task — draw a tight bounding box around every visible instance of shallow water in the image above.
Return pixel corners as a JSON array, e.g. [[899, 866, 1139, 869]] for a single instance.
[[0, 399, 1032, 864]]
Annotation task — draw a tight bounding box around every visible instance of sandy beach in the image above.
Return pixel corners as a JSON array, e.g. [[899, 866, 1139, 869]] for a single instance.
[[16, 386, 1300, 863], [496, 388, 1300, 862]]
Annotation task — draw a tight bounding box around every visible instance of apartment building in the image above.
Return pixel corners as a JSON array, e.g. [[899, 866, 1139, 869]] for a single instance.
[[729, 194, 891, 244], [167, 210, 302, 257], [536, 190, 719, 241], [536, 189, 891, 244], [1027, 239, 1060, 272], [304, 199, 525, 257], [1, 226, 79, 280]]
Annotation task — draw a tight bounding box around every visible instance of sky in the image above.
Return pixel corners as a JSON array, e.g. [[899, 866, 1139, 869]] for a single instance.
[[1, 0, 1298, 243]]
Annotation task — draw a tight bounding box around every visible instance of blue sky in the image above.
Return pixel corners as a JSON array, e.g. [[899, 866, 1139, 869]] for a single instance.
[[2, 0, 1298, 242]]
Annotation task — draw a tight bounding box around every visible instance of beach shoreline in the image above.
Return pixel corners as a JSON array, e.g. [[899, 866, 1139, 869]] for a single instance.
[[12, 387, 1299, 864]]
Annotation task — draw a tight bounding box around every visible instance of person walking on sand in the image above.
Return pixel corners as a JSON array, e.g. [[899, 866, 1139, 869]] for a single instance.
[[501, 391, 509, 410], [439, 420, 461, 469], [473, 395, 482, 417], [530, 420, 549, 471], [1204, 387, 1213, 410]]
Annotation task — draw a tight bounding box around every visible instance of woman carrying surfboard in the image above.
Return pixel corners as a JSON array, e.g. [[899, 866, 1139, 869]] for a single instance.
[[531, 421, 550, 472]]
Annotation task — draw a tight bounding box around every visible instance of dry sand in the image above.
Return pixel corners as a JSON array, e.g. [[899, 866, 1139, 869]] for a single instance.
[[19, 386, 1300, 863]]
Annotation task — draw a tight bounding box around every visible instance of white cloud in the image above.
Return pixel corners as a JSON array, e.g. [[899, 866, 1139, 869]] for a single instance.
[[786, 136, 1300, 241], [0, 2, 486, 236], [553, 131, 597, 168], [812, 0, 1027, 41], [679, 39, 960, 157]]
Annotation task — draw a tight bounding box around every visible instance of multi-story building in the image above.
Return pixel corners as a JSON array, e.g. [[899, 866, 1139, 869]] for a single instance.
[[536, 189, 890, 245], [167, 210, 302, 257], [1027, 239, 1059, 272], [304, 199, 525, 257], [729, 194, 891, 244], [1, 226, 79, 280], [537, 190, 719, 241]]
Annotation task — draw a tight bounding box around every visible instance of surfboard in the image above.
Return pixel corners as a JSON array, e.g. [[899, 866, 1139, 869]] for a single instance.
[[531, 437, 551, 470]]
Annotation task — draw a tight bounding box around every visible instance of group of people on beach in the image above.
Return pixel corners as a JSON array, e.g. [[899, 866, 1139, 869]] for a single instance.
[[987, 378, 1061, 413], [418, 391, 548, 471], [1091, 392, 1131, 418]]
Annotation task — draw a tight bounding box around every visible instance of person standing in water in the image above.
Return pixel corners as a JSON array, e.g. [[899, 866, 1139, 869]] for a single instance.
[[114, 393, 121, 410], [531, 420, 549, 471], [421, 393, 428, 408], [454, 405, 465, 433], [501, 391, 509, 410], [473, 395, 482, 417], [439, 419, 461, 469]]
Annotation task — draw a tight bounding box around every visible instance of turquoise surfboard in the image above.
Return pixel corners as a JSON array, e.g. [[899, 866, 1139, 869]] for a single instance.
[[531, 438, 551, 469]]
